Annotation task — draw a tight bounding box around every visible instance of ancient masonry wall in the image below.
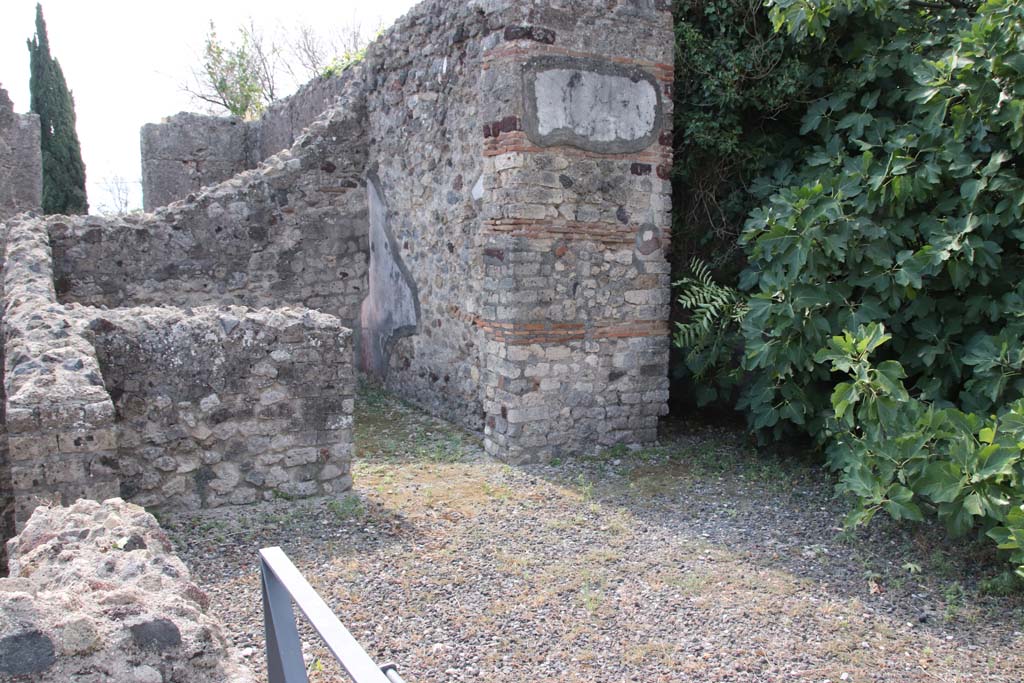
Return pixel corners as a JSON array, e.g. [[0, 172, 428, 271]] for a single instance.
[[356, 0, 673, 459], [129, 0, 674, 462], [141, 74, 352, 210], [54, 87, 369, 330], [140, 113, 258, 212], [0, 86, 42, 561], [0, 499, 254, 681], [0, 0, 674, 548], [1, 212, 356, 540], [473, 0, 674, 461], [84, 306, 354, 509], [0, 86, 42, 221], [2, 215, 120, 532], [358, 0, 491, 428]]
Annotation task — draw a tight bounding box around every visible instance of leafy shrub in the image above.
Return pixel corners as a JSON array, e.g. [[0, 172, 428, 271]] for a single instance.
[[819, 324, 1024, 576], [738, 0, 1024, 438], [673, 0, 1024, 573], [670, 0, 835, 278], [670, 0, 841, 406]]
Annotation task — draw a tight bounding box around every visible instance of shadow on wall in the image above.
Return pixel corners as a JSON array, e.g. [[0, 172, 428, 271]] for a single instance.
[[358, 170, 420, 378]]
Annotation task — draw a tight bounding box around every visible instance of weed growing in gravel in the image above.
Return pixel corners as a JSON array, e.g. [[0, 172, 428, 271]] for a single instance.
[[943, 582, 966, 622], [929, 550, 957, 579], [481, 481, 511, 500], [327, 495, 364, 521], [575, 473, 594, 501], [579, 583, 603, 613]]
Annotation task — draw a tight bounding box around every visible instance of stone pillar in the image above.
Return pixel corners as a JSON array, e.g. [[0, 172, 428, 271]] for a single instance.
[[477, 3, 674, 462]]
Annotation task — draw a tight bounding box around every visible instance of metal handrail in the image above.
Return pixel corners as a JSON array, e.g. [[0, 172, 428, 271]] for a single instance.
[[259, 546, 407, 683]]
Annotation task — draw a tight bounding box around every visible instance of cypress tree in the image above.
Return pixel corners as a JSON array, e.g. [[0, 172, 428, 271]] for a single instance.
[[27, 3, 87, 215]]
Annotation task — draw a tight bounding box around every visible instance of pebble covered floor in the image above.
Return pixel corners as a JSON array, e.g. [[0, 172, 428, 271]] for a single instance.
[[168, 388, 1024, 683]]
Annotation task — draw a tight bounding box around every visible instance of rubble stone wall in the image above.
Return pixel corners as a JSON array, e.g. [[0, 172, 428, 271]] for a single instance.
[[0, 86, 42, 221], [2, 216, 119, 532], [52, 88, 369, 330], [1, 211, 357, 557], [358, 0, 491, 428], [257, 74, 352, 161], [141, 74, 353, 210], [83, 305, 354, 511], [0, 498, 254, 682], [140, 113, 258, 212], [131, 0, 674, 463], [352, 0, 673, 460]]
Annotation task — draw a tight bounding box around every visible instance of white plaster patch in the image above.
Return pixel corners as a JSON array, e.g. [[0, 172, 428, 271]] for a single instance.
[[533, 69, 658, 143]]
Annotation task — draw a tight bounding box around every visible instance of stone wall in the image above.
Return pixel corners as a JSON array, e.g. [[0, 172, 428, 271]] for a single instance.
[[3, 0, 675, 520], [132, 0, 674, 461], [2, 215, 120, 532], [0, 86, 42, 221], [0, 498, 254, 682], [140, 113, 258, 211], [354, 0, 673, 460], [53, 87, 369, 330], [256, 74, 351, 162], [83, 305, 354, 510], [1, 211, 356, 552], [357, 0, 491, 428], [473, 0, 674, 461], [140, 74, 352, 210]]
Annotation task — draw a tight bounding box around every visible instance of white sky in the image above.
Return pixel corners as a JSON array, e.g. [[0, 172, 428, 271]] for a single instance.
[[0, 0, 419, 213]]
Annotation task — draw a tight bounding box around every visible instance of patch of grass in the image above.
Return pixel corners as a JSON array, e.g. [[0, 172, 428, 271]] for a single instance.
[[929, 549, 957, 579], [355, 385, 481, 463], [979, 571, 1024, 597], [481, 481, 512, 500]]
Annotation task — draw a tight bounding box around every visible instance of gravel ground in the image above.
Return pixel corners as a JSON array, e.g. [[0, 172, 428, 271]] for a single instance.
[[167, 389, 1024, 683]]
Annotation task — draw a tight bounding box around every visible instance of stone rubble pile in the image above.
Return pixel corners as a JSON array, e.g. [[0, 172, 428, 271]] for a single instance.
[[0, 498, 255, 682]]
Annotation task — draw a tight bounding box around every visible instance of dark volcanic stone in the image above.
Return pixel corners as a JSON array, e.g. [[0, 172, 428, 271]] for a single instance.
[[0, 630, 57, 675], [130, 618, 182, 651]]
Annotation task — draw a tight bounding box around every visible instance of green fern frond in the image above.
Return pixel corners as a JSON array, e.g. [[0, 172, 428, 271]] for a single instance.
[[673, 257, 748, 353]]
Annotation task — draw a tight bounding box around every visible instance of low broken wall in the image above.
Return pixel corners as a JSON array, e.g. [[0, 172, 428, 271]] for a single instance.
[[141, 74, 352, 210], [0, 498, 254, 682], [82, 305, 354, 510], [1, 215, 357, 548], [50, 90, 369, 329]]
